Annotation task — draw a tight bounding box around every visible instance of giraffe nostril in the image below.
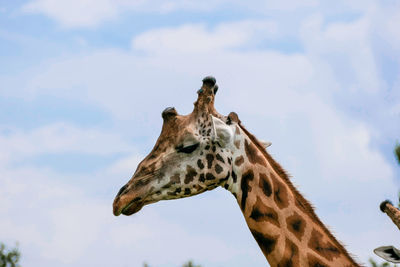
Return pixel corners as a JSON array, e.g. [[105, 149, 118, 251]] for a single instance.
[[117, 184, 128, 197]]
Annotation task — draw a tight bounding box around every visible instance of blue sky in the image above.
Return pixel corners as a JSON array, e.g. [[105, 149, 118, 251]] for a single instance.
[[1, 1, 400, 266]]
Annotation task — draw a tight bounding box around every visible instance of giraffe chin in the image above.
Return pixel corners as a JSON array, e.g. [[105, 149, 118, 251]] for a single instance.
[[121, 200, 144, 216]]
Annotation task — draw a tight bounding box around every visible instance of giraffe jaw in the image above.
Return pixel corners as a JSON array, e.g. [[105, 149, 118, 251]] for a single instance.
[[121, 199, 144, 216], [113, 196, 144, 216]]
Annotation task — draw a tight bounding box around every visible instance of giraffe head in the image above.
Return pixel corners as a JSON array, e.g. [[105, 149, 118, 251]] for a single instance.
[[113, 76, 237, 216]]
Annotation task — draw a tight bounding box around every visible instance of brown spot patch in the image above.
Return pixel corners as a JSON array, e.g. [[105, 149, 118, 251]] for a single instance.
[[259, 173, 272, 197], [234, 140, 241, 149], [278, 238, 300, 267], [250, 230, 278, 256], [206, 154, 214, 169], [227, 112, 240, 124], [197, 159, 204, 169], [235, 125, 240, 134], [240, 169, 254, 211], [215, 164, 223, 174], [234, 156, 244, 166], [170, 173, 181, 185], [307, 254, 328, 267], [232, 171, 237, 183], [184, 165, 198, 184], [216, 154, 225, 163], [271, 175, 289, 209], [249, 196, 280, 227], [244, 139, 266, 165], [286, 211, 306, 242], [206, 173, 215, 180], [199, 173, 205, 182], [308, 229, 341, 261], [135, 177, 152, 188], [140, 161, 157, 175]]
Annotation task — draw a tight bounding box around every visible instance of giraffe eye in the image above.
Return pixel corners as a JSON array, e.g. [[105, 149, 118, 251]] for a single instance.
[[176, 143, 199, 154]]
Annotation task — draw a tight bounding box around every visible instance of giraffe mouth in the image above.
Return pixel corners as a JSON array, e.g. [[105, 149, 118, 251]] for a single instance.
[[113, 195, 144, 216], [120, 197, 144, 216]]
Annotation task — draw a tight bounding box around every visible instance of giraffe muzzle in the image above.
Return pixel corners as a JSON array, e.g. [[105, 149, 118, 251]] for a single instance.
[[113, 194, 144, 216]]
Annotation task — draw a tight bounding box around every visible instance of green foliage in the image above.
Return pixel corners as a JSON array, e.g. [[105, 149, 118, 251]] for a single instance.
[[369, 258, 398, 267], [182, 260, 202, 267], [0, 243, 20, 267]]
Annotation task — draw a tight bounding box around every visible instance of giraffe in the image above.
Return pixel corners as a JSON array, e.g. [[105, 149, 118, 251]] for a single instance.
[[380, 200, 400, 231], [113, 76, 361, 267], [373, 200, 400, 263]]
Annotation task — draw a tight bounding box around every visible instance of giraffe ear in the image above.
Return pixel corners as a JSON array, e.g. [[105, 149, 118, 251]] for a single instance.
[[374, 246, 400, 263], [211, 115, 233, 147], [260, 140, 272, 149]]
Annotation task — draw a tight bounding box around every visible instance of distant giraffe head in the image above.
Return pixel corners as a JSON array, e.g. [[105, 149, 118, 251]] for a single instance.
[[113, 76, 240, 216]]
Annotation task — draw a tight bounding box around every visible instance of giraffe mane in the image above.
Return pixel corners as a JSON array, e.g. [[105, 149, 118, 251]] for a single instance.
[[237, 121, 362, 266]]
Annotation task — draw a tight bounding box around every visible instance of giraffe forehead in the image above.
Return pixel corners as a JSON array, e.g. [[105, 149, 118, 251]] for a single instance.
[[178, 128, 198, 142], [145, 118, 213, 163], [162, 114, 207, 134], [157, 116, 193, 143]]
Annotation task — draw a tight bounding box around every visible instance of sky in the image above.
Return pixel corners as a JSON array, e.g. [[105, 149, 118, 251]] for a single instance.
[[0, 0, 400, 266]]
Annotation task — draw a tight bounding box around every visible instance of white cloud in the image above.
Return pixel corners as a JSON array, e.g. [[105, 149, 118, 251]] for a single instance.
[[19, 0, 395, 31], [105, 154, 143, 176], [0, 165, 106, 264], [300, 14, 382, 94], [0, 123, 134, 164], [22, 0, 123, 28], [20, 0, 229, 28], [42, 202, 109, 263], [20, 0, 324, 28], [133, 20, 277, 53], [244, 0, 319, 12]]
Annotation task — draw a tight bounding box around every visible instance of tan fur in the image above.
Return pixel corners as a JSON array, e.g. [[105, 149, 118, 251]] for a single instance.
[[236, 123, 361, 266]]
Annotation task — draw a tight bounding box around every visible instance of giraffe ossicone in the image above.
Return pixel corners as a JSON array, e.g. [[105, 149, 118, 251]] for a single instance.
[[112, 76, 361, 267]]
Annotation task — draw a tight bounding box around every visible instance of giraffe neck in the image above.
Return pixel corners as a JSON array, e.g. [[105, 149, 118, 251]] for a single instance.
[[224, 125, 360, 267]]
